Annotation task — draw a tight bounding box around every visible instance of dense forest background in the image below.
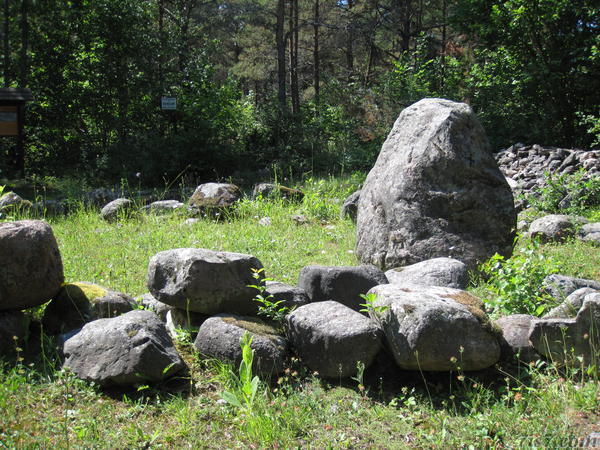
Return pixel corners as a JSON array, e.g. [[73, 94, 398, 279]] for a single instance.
[[0, 0, 598, 185]]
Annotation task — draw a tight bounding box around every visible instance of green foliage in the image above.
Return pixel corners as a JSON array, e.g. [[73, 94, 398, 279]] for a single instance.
[[358, 293, 389, 319], [249, 268, 292, 324], [221, 332, 261, 412], [479, 240, 561, 316], [528, 170, 600, 215]]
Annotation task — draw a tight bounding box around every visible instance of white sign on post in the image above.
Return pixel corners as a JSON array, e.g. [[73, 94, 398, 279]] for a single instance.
[[161, 97, 177, 110]]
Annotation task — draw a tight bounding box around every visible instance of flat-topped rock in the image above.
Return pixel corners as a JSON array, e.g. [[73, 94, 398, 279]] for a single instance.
[[147, 248, 263, 315]]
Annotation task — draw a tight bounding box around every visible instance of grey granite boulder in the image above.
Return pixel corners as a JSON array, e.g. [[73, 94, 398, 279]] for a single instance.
[[0, 310, 27, 359], [0, 192, 31, 213], [298, 265, 388, 311], [544, 288, 598, 319], [542, 274, 600, 301], [264, 281, 309, 309], [529, 215, 576, 242], [42, 282, 137, 335], [189, 183, 241, 209], [252, 183, 304, 202], [141, 200, 184, 214], [385, 257, 469, 289], [368, 284, 500, 371], [529, 296, 600, 366], [494, 314, 539, 363], [147, 248, 263, 315], [285, 301, 382, 378], [100, 198, 134, 222], [62, 310, 186, 386], [356, 98, 516, 270], [579, 222, 600, 244], [194, 314, 288, 376], [0, 220, 64, 311]]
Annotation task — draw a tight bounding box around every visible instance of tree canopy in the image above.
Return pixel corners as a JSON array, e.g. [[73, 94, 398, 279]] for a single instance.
[[1, 0, 598, 183]]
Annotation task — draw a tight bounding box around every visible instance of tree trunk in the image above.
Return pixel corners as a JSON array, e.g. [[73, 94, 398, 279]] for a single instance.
[[276, 0, 286, 114], [289, 0, 299, 117], [3, 0, 9, 86], [19, 0, 28, 87], [313, 0, 320, 107], [345, 0, 354, 83]]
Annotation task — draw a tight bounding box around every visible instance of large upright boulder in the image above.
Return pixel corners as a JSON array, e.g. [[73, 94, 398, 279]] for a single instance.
[[147, 248, 263, 315], [356, 98, 516, 270], [0, 220, 64, 311]]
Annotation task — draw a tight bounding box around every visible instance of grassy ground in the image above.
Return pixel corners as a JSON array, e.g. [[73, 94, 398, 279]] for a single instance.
[[1, 176, 599, 448]]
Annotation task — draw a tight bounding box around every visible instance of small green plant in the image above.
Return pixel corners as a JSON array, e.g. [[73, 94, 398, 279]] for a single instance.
[[479, 239, 561, 316], [359, 293, 389, 318], [350, 361, 367, 396], [249, 268, 293, 324], [221, 332, 261, 412], [529, 170, 600, 215]]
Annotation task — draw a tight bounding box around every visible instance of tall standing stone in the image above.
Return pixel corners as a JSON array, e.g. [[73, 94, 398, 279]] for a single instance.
[[356, 98, 516, 270]]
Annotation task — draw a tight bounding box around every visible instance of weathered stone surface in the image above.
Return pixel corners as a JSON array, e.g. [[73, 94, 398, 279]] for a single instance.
[[528, 215, 576, 242], [0, 310, 27, 359], [298, 265, 388, 311], [544, 288, 598, 319], [252, 183, 304, 202], [42, 282, 136, 335], [542, 274, 600, 301], [264, 281, 309, 309], [579, 222, 600, 244], [285, 301, 382, 378], [340, 190, 361, 222], [494, 314, 539, 363], [357, 98, 516, 270], [147, 248, 263, 315], [62, 310, 186, 386], [385, 257, 469, 289], [188, 183, 241, 209], [137, 293, 172, 321], [194, 314, 288, 376], [0, 220, 64, 311], [529, 296, 600, 366], [141, 200, 184, 214], [368, 284, 500, 371], [100, 198, 134, 222]]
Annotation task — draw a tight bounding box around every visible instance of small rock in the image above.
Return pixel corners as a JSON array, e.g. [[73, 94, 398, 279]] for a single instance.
[[264, 281, 309, 309], [494, 314, 539, 363], [141, 200, 184, 214], [529, 296, 600, 367], [542, 274, 600, 301], [368, 284, 500, 371], [0, 220, 64, 311], [286, 301, 382, 378], [340, 190, 361, 222], [385, 257, 469, 289], [147, 248, 263, 315], [100, 198, 134, 222], [252, 183, 304, 202], [194, 314, 288, 376], [62, 310, 186, 386], [137, 293, 172, 321], [298, 265, 388, 311], [529, 215, 576, 242]]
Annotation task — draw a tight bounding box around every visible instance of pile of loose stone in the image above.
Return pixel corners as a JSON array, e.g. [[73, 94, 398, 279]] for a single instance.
[[1, 219, 599, 388], [494, 143, 599, 209]]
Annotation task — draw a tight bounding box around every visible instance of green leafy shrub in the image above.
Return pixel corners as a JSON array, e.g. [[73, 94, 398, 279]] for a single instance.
[[479, 240, 562, 316], [529, 170, 600, 215]]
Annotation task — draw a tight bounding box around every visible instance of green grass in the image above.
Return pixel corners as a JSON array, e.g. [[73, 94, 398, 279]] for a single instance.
[[1, 174, 599, 448]]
